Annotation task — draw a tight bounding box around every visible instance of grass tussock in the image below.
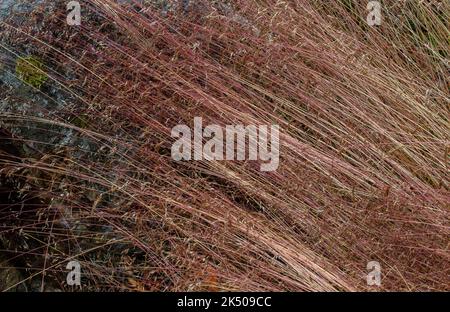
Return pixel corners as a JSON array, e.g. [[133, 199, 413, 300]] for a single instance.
[[0, 0, 448, 291]]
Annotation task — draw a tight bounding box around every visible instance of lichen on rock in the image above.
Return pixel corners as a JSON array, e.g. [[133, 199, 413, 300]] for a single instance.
[[15, 56, 48, 89]]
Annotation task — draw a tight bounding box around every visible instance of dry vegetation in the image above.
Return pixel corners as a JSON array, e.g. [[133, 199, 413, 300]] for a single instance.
[[0, 0, 449, 291]]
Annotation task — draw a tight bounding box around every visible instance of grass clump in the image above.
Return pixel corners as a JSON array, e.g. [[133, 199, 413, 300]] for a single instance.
[[0, 0, 448, 292]]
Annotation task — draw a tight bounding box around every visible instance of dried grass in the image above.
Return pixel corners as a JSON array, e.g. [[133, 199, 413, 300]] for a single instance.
[[0, 0, 448, 291]]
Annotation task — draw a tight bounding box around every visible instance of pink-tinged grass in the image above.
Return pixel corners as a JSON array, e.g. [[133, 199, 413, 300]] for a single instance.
[[0, 0, 448, 291]]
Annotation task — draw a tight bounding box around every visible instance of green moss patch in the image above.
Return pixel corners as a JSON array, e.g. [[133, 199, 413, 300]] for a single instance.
[[15, 56, 48, 89]]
